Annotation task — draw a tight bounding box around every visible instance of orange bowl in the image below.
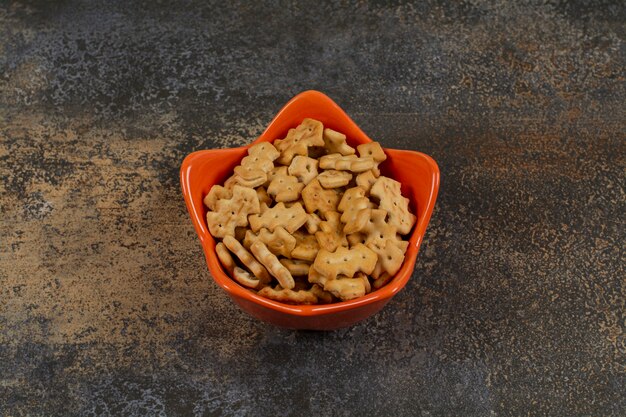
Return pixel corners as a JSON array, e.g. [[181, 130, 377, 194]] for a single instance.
[[180, 90, 439, 330]]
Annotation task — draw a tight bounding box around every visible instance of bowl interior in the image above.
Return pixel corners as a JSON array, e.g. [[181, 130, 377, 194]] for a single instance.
[[180, 90, 440, 316]]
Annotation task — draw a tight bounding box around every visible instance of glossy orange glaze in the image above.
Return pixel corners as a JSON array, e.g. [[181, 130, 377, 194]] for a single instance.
[[180, 91, 440, 330]]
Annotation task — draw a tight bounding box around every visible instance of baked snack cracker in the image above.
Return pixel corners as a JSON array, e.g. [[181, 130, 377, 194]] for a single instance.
[[203, 118, 418, 304]]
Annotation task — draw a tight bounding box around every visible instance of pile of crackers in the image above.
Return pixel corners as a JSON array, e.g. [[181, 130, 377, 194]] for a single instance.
[[204, 118, 416, 304]]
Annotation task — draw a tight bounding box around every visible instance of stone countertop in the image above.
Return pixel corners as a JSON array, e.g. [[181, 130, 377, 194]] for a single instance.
[[1, 1, 624, 416]]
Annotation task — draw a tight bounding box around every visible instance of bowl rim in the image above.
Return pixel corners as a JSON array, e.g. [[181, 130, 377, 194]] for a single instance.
[[180, 90, 440, 317]]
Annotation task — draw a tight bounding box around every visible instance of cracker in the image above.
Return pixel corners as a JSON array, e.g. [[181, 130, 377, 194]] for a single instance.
[[310, 284, 334, 304], [291, 230, 320, 261], [355, 170, 378, 193], [323, 128, 355, 156], [206, 185, 260, 238], [338, 187, 373, 234], [371, 176, 416, 235], [357, 142, 386, 163], [257, 286, 318, 305], [234, 174, 266, 188], [315, 211, 348, 252], [215, 242, 235, 274], [357, 142, 386, 176], [250, 241, 295, 289], [373, 272, 393, 289], [267, 173, 304, 202], [301, 179, 340, 213], [313, 244, 377, 280], [274, 118, 325, 165], [248, 202, 307, 233], [234, 142, 280, 186], [288, 155, 319, 185], [222, 235, 271, 284], [324, 276, 366, 301], [319, 153, 375, 173], [243, 227, 296, 258], [233, 266, 261, 289], [367, 238, 406, 277], [346, 232, 366, 247], [204, 185, 232, 211], [265, 166, 288, 187], [279, 259, 311, 276], [304, 212, 323, 234], [317, 170, 352, 188], [223, 174, 238, 190], [308, 265, 329, 287], [255, 186, 272, 206]]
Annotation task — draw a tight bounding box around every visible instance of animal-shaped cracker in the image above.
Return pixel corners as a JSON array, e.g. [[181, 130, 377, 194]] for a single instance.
[[206, 185, 260, 238], [291, 230, 320, 261], [324, 276, 367, 301], [233, 267, 260, 289], [233, 142, 280, 187], [319, 153, 375, 173], [323, 128, 355, 155], [304, 212, 322, 234], [357, 142, 386, 163], [288, 155, 319, 185], [204, 185, 232, 211], [267, 173, 304, 202], [346, 232, 366, 247], [279, 259, 311, 276], [308, 266, 329, 287], [315, 211, 348, 252], [317, 170, 352, 188], [338, 187, 373, 234], [264, 166, 288, 187], [355, 170, 378, 193], [215, 242, 235, 274], [301, 179, 340, 213], [367, 238, 406, 277], [274, 118, 324, 165], [360, 209, 397, 246], [357, 142, 387, 176], [373, 272, 393, 289], [309, 284, 334, 303], [313, 244, 377, 280], [371, 176, 416, 235], [243, 227, 296, 258], [222, 236, 271, 284], [250, 241, 295, 289], [255, 187, 272, 205], [248, 202, 307, 233], [257, 286, 318, 305]]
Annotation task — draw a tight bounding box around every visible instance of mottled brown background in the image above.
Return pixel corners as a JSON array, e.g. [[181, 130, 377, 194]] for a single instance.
[[1, 1, 624, 416]]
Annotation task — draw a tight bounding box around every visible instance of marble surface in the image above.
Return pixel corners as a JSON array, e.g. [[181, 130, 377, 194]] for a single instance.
[[1, 1, 624, 416]]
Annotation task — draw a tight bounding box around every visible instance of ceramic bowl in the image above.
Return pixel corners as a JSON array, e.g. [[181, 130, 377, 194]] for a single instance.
[[180, 90, 439, 330]]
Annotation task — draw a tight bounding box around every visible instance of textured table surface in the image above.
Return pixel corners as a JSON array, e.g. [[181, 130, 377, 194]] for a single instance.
[[1, 1, 624, 416]]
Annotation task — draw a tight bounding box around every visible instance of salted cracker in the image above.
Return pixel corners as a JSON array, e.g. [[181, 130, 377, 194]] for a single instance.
[[274, 118, 325, 165], [248, 202, 307, 233], [288, 155, 319, 185], [370, 176, 416, 235], [250, 241, 295, 290], [206, 185, 260, 238]]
